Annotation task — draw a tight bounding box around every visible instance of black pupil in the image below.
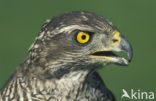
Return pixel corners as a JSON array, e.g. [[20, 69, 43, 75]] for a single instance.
[[82, 35, 86, 40]]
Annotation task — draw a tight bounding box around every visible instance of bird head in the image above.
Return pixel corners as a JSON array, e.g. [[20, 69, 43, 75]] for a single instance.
[[28, 11, 133, 77]]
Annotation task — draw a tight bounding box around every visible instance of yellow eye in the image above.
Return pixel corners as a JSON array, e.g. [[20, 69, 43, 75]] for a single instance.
[[77, 32, 90, 44]]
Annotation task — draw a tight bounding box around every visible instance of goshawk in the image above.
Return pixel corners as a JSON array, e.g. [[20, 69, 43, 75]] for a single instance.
[[0, 11, 133, 101]]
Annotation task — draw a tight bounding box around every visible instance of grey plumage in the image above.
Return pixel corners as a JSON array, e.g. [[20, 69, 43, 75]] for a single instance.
[[0, 11, 133, 101]]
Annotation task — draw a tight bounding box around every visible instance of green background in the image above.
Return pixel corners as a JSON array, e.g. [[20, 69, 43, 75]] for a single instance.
[[0, 0, 156, 101]]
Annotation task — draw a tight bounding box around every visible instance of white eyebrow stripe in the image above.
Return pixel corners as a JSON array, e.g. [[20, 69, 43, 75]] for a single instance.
[[57, 25, 94, 33], [45, 25, 95, 38]]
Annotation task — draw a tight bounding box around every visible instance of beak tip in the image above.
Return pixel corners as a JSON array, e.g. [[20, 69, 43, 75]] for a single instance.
[[127, 48, 133, 63]]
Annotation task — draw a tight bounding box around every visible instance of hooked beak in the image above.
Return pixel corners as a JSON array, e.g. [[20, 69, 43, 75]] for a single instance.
[[111, 35, 133, 65], [90, 31, 133, 66], [117, 35, 133, 62]]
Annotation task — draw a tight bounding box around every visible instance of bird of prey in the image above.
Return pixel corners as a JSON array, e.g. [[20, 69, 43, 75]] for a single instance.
[[0, 11, 133, 101]]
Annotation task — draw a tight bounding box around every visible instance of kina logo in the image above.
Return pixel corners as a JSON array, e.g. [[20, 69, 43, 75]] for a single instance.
[[121, 89, 155, 100]]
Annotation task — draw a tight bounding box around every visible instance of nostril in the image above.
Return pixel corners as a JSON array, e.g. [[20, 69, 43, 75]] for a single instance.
[[113, 39, 118, 43]]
